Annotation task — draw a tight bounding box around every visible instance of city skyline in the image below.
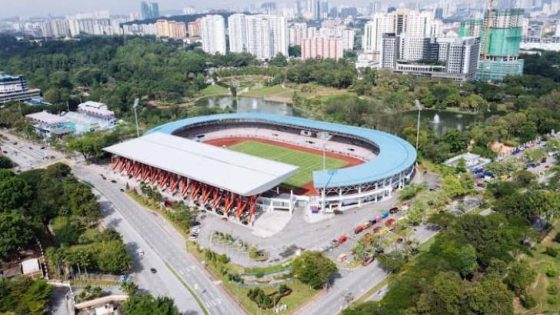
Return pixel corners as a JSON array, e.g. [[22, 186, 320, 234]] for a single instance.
[[2, 0, 435, 18]]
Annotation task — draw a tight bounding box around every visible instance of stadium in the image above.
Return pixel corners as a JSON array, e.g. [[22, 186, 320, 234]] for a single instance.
[[104, 113, 416, 224]]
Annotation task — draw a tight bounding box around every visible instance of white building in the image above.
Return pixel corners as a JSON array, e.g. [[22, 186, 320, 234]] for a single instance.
[[362, 9, 435, 60], [228, 14, 248, 53], [200, 15, 226, 55], [228, 14, 288, 60]]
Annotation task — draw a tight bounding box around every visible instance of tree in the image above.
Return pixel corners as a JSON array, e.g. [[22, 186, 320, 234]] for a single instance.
[[0, 211, 34, 259], [67, 131, 117, 160], [415, 272, 464, 315], [377, 251, 408, 273], [269, 53, 288, 67], [0, 156, 14, 169], [465, 275, 513, 315], [122, 294, 180, 315], [292, 251, 337, 289], [288, 45, 301, 57], [504, 260, 536, 296], [0, 170, 32, 210]]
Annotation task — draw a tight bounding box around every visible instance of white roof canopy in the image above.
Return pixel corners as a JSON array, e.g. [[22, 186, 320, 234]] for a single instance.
[[103, 132, 299, 196]]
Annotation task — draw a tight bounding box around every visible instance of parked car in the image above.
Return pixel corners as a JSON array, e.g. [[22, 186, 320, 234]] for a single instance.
[[150, 268, 157, 273], [389, 207, 399, 214]]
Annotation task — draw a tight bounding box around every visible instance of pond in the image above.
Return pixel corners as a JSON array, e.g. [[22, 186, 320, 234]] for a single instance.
[[400, 109, 484, 137], [196, 96, 483, 137], [195, 96, 293, 116]]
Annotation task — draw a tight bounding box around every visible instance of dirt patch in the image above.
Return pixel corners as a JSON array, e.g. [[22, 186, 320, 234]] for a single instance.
[[205, 137, 364, 195]]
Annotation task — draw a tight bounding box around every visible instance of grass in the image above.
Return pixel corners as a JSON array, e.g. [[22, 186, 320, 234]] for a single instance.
[[244, 261, 292, 276], [519, 221, 560, 314], [186, 242, 317, 315], [198, 84, 230, 97], [228, 140, 348, 188], [243, 83, 350, 100]]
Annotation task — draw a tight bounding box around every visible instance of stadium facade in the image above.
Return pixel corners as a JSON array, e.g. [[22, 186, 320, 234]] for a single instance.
[[104, 113, 416, 223]]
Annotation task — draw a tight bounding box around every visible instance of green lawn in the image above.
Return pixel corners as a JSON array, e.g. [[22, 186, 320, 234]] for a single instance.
[[229, 140, 348, 188]]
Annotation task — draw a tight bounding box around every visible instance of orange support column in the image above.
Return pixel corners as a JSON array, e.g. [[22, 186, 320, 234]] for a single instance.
[[224, 194, 235, 216], [236, 196, 247, 219], [249, 196, 258, 224], [169, 175, 179, 193], [211, 190, 221, 209]]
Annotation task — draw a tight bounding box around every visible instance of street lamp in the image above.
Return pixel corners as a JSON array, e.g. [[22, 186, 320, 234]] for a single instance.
[[133, 98, 140, 137], [414, 99, 422, 151]]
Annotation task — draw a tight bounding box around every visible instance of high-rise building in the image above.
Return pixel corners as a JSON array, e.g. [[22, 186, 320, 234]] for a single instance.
[[460, 8, 523, 81], [301, 36, 343, 60], [228, 14, 248, 53], [200, 15, 226, 55], [306, 0, 320, 20], [381, 33, 399, 69], [227, 14, 288, 59], [140, 1, 159, 19], [436, 37, 480, 78], [187, 19, 201, 37], [362, 8, 434, 60], [150, 2, 160, 18], [155, 19, 187, 39]]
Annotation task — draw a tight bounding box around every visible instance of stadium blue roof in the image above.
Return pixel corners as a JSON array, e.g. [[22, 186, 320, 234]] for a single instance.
[[148, 113, 417, 190]]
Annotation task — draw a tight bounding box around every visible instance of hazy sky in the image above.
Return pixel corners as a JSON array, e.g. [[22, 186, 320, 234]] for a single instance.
[[1, 0, 416, 18], [0, 0, 234, 18]]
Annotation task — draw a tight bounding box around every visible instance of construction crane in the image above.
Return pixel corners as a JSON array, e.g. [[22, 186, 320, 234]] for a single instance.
[[482, 0, 495, 60]]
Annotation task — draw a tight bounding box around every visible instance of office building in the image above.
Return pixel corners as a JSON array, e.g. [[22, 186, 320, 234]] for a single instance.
[[301, 36, 343, 60], [381, 33, 399, 69], [141, 1, 159, 19], [200, 15, 226, 55], [0, 73, 41, 105]]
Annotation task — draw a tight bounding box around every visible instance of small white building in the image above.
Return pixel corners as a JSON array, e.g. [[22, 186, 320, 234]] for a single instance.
[[444, 153, 491, 172], [26, 111, 74, 138]]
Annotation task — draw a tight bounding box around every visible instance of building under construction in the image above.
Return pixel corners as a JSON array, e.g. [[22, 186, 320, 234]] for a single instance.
[[459, 7, 524, 81]]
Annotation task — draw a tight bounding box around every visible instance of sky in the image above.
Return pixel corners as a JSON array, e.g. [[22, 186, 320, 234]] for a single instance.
[[0, 0, 232, 18], [1, 0, 388, 18]]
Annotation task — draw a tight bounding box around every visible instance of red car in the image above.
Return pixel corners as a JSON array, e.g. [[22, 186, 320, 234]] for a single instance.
[[386, 218, 396, 227], [373, 226, 383, 234]]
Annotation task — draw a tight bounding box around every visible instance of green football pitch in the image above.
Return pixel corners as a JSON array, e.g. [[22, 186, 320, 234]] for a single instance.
[[228, 140, 348, 188]]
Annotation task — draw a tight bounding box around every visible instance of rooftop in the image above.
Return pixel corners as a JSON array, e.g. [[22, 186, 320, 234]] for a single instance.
[[149, 113, 417, 189], [26, 111, 70, 125], [103, 132, 299, 196]]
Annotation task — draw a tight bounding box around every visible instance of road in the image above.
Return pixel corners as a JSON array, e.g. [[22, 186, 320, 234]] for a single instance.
[[73, 164, 245, 315], [293, 224, 438, 315], [97, 193, 204, 314]]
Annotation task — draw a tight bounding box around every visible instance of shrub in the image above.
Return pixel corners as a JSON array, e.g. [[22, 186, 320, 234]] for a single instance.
[[278, 284, 290, 294], [546, 267, 558, 278], [255, 272, 264, 278], [520, 294, 537, 309], [547, 295, 560, 306], [554, 232, 560, 243], [544, 247, 558, 257], [547, 284, 559, 295]]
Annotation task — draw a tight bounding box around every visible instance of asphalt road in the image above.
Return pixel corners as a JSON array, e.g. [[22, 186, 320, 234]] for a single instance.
[[73, 164, 245, 315], [293, 224, 438, 315], [97, 192, 203, 314]]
